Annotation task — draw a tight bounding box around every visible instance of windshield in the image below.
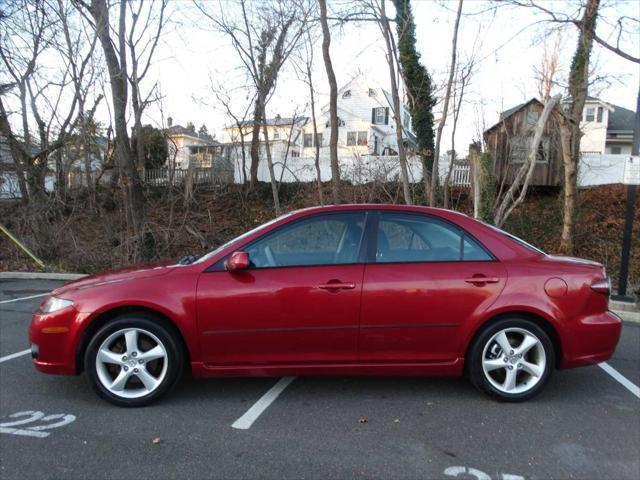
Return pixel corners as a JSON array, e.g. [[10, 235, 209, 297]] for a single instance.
[[193, 213, 294, 265], [484, 223, 546, 255]]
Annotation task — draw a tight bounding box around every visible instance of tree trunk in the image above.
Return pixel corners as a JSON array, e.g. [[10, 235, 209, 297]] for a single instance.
[[249, 97, 263, 189], [560, 0, 600, 254], [380, 2, 412, 205], [319, 0, 340, 204], [555, 112, 575, 253], [430, 0, 463, 207], [307, 63, 323, 206], [261, 111, 281, 215], [89, 0, 145, 256]]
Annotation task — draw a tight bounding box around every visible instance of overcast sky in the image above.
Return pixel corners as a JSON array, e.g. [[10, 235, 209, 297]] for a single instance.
[[134, 0, 638, 156]]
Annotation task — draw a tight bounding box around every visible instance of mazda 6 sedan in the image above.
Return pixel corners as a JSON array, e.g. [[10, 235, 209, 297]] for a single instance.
[[29, 205, 622, 406]]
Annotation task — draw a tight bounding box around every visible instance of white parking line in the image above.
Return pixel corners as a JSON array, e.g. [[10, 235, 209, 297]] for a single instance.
[[0, 293, 48, 305], [599, 362, 640, 399], [0, 349, 31, 364], [232, 377, 296, 430]]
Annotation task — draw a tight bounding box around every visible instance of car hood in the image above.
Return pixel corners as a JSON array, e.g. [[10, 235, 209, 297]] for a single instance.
[[52, 259, 178, 295]]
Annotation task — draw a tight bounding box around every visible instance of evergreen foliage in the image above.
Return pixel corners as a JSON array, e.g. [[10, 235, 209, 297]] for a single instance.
[[393, 0, 436, 172]]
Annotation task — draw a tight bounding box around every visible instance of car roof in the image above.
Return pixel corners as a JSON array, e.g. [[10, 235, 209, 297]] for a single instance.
[[289, 204, 469, 219]]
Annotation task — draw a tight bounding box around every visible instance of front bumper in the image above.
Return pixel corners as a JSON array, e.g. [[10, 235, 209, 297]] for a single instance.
[[28, 306, 89, 375], [561, 310, 623, 369]]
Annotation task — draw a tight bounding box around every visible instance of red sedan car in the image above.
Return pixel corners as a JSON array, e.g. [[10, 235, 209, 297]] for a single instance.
[[29, 205, 622, 406]]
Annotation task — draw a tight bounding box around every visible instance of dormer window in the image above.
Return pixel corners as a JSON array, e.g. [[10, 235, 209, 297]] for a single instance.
[[342, 90, 351, 99]]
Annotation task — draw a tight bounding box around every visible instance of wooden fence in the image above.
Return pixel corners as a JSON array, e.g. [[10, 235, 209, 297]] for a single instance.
[[144, 167, 233, 187]]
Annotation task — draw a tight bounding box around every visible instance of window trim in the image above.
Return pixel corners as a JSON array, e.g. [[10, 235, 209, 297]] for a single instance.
[[208, 211, 371, 271], [368, 211, 497, 265]]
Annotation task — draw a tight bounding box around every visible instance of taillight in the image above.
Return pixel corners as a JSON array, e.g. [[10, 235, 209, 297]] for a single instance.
[[591, 278, 611, 295]]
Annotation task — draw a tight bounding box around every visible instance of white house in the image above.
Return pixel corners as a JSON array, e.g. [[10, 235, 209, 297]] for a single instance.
[[221, 115, 308, 183], [165, 118, 223, 169], [222, 75, 420, 184], [577, 97, 634, 155]]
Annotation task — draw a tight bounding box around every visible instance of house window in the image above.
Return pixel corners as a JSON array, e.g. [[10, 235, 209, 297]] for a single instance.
[[273, 130, 280, 140], [373, 135, 379, 155], [368, 88, 376, 97], [597, 107, 603, 122], [291, 150, 300, 157], [304, 133, 313, 148], [373, 107, 387, 125], [357, 131, 368, 146], [346, 131, 357, 146], [509, 136, 528, 164], [611, 146, 622, 154], [316, 133, 323, 147], [526, 111, 539, 126], [403, 111, 411, 129], [342, 90, 351, 99], [536, 138, 549, 163], [585, 107, 595, 122]]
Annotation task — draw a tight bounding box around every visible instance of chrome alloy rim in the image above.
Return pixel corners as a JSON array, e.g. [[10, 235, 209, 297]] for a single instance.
[[481, 327, 546, 395], [95, 328, 168, 399]]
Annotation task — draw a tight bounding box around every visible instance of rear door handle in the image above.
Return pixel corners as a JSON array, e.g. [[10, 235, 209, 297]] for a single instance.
[[317, 282, 356, 291], [464, 277, 500, 285]]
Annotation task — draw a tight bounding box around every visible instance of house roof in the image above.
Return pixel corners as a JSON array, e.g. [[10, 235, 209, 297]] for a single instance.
[[484, 98, 543, 134], [166, 125, 219, 145], [234, 116, 309, 128], [608, 104, 635, 132]]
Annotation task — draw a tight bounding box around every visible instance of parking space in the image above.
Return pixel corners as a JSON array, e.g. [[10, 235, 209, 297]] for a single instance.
[[1, 278, 638, 479]]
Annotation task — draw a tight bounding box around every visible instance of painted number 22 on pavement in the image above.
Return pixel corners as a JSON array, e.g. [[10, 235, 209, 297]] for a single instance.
[[0, 411, 76, 438]]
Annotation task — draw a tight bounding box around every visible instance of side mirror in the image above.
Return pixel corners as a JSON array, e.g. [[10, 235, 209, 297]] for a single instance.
[[226, 251, 250, 271]]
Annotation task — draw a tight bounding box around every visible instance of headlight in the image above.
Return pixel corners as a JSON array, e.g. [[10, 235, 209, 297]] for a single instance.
[[40, 296, 74, 313]]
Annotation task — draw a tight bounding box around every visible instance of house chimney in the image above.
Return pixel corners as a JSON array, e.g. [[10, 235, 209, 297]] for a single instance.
[[167, 116, 173, 127]]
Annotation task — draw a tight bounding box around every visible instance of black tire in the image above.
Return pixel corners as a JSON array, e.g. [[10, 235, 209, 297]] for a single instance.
[[85, 314, 183, 407], [467, 317, 555, 402]]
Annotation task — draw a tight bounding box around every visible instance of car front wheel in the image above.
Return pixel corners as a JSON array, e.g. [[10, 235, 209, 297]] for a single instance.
[[468, 318, 554, 402], [85, 315, 183, 407]]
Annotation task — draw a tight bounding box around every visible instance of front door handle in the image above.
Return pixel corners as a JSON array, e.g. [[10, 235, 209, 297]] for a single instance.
[[317, 281, 356, 291], [464, 276, 500, 285]]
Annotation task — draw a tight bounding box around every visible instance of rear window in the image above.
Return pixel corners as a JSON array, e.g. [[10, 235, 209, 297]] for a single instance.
[[485, 224, 546, 255]]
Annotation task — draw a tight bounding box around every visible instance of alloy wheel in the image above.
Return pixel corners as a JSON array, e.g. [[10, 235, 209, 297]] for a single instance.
[[95, 327, 168, 399], [481, 327, 546, 395]]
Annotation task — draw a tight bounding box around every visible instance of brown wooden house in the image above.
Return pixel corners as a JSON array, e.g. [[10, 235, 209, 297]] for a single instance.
[[484, 98, 563, 187]]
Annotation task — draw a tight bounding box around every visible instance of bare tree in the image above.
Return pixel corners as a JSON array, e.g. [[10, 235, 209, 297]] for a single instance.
[[430, 0, 463, 207], [78, 0, 148, 258], [370, 0, 412, 205], [0, 0, 99, 202], [126, 0, 167, 170], [443, 57, 474, 209], [297, 30, 324, 205], [318, 0, 340, 204], [199, 0, 309, 206], [533, 32, 561, 102]]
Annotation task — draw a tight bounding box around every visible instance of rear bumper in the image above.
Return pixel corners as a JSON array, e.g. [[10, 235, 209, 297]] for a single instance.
[[561, 310, 623, 369], [28, 307, 88, 375]]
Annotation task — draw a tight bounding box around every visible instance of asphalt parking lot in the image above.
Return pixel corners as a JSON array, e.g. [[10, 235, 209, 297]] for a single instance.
[[1, 278, 639, 480]]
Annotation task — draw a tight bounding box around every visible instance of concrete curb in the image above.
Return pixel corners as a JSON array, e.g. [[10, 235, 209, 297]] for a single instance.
[[0, 272, 87, 281], [610, 300, 639, 313], [614, 310, 640, 324]]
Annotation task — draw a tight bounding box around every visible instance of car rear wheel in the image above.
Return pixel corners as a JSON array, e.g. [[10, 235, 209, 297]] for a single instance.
[[85, 315, 183, 407], [468, 318, 554, 402]]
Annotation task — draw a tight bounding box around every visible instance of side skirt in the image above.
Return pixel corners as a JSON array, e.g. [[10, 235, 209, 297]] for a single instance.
[[190, 358, 465, 378]]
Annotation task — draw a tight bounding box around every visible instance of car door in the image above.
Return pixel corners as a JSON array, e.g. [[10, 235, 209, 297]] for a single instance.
[[196, 211, 367, 365], [359, 211, 507, 363]]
